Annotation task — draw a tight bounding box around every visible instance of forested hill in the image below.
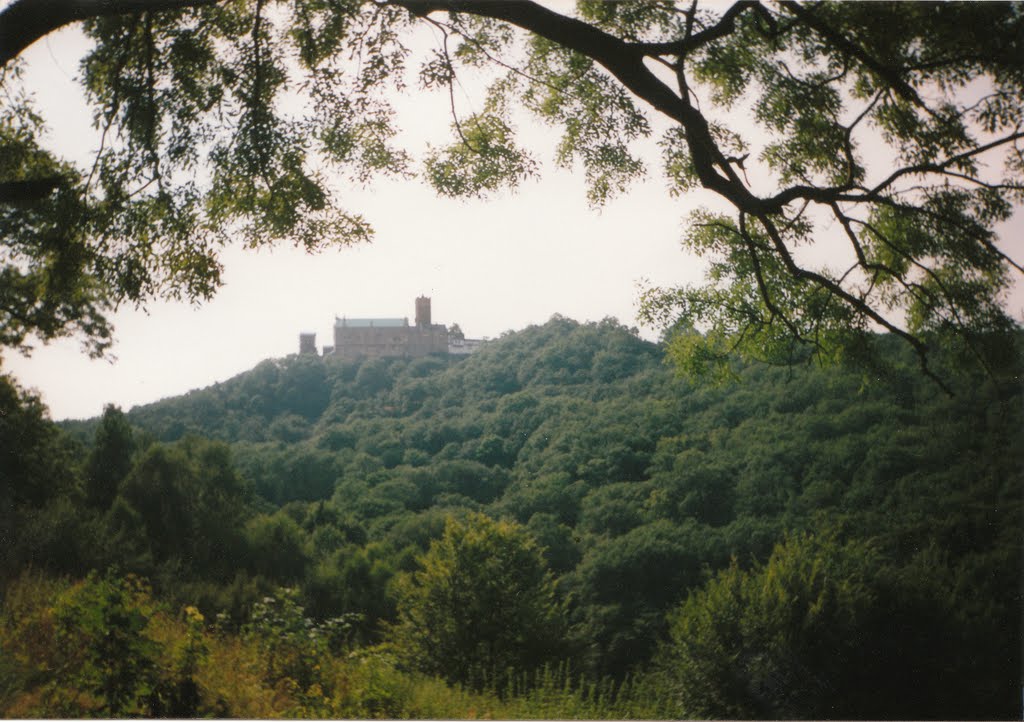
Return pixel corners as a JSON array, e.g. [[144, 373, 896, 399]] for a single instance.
[[116, 315, 666, 447], [7, 316, 1022, 718]]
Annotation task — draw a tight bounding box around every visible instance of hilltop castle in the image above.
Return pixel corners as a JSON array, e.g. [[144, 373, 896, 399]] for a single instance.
[[299, 296, 483, 359]]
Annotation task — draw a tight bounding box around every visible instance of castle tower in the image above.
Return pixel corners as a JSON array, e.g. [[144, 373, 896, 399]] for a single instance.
[[299, 333, 317, 354], [415, 296, 431, 327]]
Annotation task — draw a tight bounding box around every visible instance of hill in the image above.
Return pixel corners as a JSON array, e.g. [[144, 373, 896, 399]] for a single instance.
[[6, 316, 1022, 717]]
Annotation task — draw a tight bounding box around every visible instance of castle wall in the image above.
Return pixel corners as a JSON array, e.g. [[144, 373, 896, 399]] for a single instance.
[[332, 322, 448, 359], [406, 325, 449, 356], [309, 297, 480, 359]]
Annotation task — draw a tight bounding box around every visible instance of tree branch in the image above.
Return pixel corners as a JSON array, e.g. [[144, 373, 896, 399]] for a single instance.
[[393, 0, 754, 212], [437, 14, 563, 93], [630, 1, 758, 57], [0, 177, 63, 203], [861, 129, 1024, 199], [0, 0, 221, 68], [738, 212, 804, 344], [778, 0, 929, 111], [761, 128, 1024, 211], [755, 212, 954, 395]]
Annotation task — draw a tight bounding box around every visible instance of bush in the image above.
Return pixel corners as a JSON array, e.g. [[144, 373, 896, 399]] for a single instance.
[[389, 513, 568, 692]]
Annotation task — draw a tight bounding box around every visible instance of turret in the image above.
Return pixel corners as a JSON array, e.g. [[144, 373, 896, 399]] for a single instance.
[[415, 296, 431, 327], [299, 333, 316, 354]]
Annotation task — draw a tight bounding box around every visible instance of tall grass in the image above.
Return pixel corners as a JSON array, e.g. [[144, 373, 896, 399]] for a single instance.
[[0, 571, 663, 719]]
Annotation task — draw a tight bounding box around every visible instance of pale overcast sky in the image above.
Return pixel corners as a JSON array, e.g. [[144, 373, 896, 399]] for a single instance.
[[4, 20, 714, 420], [3, 10, 1022, 420]]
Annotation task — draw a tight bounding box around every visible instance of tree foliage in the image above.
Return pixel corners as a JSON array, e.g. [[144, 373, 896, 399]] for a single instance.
[[390, 512, 567, 691], [47, 572, 164, 717], [0, 0, 1021, 381], [115, 437, 251, 575], [85, 404, 136, 510], [2, 319, 1021, 716], [654, 533, 1015, 719]]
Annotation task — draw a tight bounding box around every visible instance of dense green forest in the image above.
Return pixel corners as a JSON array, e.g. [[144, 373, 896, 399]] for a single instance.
[[2, 316, 1021, 718]]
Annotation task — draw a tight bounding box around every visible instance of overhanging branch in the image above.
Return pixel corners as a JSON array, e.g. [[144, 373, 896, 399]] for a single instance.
[[0, 177, 63, 202], [630, 1, 757, 57], [778, 0, 929, 111], [0, 0, 221, 68]]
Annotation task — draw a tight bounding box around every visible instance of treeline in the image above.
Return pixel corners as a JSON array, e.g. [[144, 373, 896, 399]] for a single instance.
[[3, 316, 1021, 718]]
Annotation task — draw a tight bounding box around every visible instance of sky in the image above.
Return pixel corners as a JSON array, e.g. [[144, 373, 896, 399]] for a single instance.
[[4, 18, 714, 420], [3, 7, 1023, 420]]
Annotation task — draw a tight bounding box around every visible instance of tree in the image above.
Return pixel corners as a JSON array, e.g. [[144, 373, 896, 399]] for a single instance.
[[389, 512, 567, 691], [0, 372, 90, 578], [653, 533, 1017, 719], [46, 572, 163, 717], [113, 437, 251, 576], [0, 373, 76, 510], [653, 533, 880, 718], [85, 404, 136, 510], [570, 518, 722, 678], [243, 512, 309, 582], [1, 2, 1022, 377]]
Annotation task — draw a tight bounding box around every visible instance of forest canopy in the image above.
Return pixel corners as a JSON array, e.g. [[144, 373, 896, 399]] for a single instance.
[[1, 0, 1021, 383], [1, 317, 1020, 717]]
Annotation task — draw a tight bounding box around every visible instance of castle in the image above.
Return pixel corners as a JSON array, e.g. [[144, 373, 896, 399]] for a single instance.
[[299, 296, 484, 359]]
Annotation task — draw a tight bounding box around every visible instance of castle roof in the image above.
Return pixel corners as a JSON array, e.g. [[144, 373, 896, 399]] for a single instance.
[[335, 317, 407, 328]]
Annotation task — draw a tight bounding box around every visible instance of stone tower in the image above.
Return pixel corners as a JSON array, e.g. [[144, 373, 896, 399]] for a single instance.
[[299, 333, 316, 354], [415, 296, 431, 327]]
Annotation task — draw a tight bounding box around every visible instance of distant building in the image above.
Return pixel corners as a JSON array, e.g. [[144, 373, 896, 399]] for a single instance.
[[448, 336, 485, 355], [299, 333, 317, 354], [446, 324, 484, 355], [300, 296, 484, 359]]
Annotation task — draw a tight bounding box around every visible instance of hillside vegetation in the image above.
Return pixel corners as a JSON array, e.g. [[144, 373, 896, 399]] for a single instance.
[[3, 316, 1021, 718]]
